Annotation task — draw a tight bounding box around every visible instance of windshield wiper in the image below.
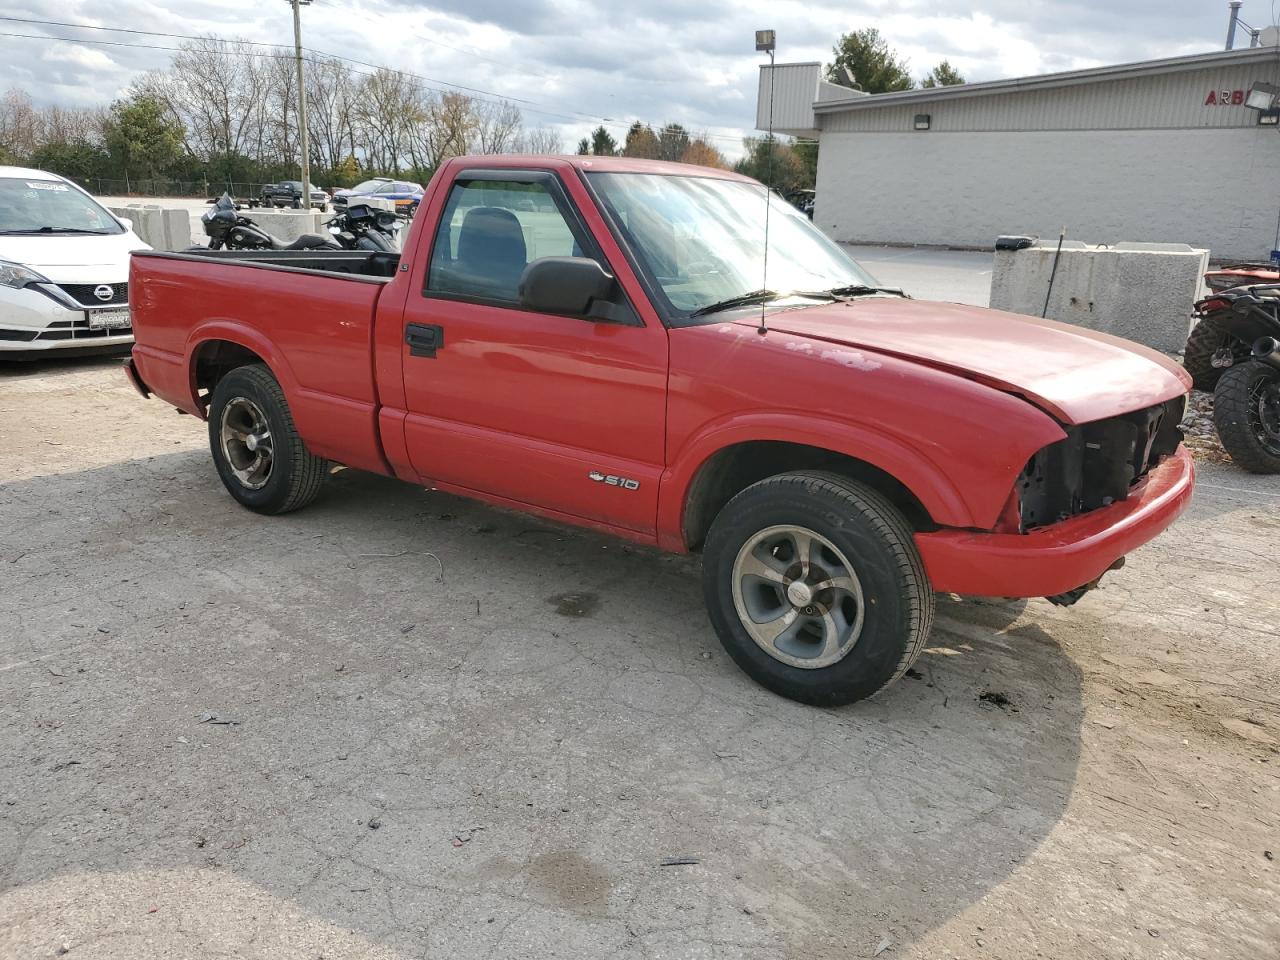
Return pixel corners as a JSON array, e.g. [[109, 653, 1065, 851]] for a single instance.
[[0, 227, 112, 235], [814, 284, 909, 299], [688, 289, 784, 318]]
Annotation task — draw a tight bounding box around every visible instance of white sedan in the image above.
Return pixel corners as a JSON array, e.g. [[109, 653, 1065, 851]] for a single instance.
[[0, 166, 150, 357]]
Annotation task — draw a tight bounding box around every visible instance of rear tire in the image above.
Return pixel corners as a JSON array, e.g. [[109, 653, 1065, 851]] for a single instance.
[[207, 364, 328, 513], [1184, 311, 1248, 391], [1214, 361, 1280, 474], [702, 471, 934, 706]]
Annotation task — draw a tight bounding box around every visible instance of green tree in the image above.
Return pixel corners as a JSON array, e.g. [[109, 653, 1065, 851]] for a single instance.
[[576, 137, 591, 155], [921, 60, 965, 88], [103, 94, 183, 188], [826, 28, 914, 93], [792, 140, 818, 190], [589, 125, 617, 157], [29, 140, 111, 183], [733, 135, 806, 195], [657, 123, 690, 162], [622, 121, 660, 159]]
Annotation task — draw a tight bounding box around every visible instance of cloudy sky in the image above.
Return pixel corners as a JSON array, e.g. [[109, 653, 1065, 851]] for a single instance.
[[0, 0, 1269, 155]]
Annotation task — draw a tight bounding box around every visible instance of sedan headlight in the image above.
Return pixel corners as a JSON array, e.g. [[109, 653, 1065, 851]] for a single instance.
[[0, 260, 50, 289]]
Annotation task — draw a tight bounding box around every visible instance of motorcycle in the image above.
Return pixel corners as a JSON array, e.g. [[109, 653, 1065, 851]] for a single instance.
[[200, 194, 340, 252], [1190, 284, 1280, 474], [324, 202, 401, 252]]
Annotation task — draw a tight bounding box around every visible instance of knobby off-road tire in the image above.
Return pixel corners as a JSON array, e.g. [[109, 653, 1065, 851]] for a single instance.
[[702, 471, 935, 706], [1184, 311, 1249, 392], [1213, 361, 1280, 474], [207, 364, 328, 514]]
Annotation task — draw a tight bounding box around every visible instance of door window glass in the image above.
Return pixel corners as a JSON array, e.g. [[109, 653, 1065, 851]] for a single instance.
[[427, 179, 582, 303]]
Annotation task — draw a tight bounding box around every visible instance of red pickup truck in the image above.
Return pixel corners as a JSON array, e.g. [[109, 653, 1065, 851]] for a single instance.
[[125, 155, 1194, 706]]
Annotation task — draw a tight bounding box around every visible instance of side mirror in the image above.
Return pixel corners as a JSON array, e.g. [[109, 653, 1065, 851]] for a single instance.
[[117, 216, 133, 230], [518, 256, 618, 320]]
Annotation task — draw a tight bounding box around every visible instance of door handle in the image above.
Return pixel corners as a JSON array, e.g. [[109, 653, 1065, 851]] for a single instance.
[[405, 322, 444, 358]]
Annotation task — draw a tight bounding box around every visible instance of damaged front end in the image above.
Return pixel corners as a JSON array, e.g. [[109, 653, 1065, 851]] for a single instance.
[[1014, 396, 1186, 604]]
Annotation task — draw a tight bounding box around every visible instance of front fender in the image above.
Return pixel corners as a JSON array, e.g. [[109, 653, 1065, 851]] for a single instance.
[[656, 413, 980, 552]]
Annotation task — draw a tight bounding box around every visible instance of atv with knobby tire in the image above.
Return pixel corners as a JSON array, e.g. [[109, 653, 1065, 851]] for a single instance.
[[1189, 286, 1280, 474]]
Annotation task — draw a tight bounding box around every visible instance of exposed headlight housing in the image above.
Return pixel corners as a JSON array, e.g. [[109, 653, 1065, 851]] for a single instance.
[[0, 260, 50, 289]]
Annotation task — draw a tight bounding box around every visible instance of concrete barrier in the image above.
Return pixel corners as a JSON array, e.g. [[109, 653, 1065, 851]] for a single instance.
[[110, 204, 192, 251], [990, 241, 1208, 354], [244, 210, 327, 243], [354, 197, 397, 214]]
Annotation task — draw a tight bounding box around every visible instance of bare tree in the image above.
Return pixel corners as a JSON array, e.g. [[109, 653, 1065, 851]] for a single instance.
[[307, 55, 357, 176], [353, 68, 424, 174], [0, 89, 41, 157], [519, 126, 562, 154], [474, 99, 522, 155]]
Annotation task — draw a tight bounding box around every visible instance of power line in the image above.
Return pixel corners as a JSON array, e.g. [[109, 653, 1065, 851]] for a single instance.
[[0, 15, 750, 145]]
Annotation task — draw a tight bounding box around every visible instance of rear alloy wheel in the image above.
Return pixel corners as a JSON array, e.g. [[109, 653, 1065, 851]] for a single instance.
[[1214, 360, 1280, 474], [702, 471, 934, 706], [208, 364, 328, 513]]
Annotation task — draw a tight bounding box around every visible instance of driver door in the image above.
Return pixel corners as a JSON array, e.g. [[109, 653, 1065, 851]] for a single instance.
[[398, 169, 669, 535]]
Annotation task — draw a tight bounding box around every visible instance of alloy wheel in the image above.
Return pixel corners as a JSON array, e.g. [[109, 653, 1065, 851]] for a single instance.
[[730, 524, 866, 669]]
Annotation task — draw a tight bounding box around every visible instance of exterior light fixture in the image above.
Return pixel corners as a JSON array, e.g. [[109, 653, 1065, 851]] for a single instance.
[[755, 30, 776, 53], [1259, 108, 1280, 126], [914, 114, 931, 130], [1245, 82, 1279, 110]]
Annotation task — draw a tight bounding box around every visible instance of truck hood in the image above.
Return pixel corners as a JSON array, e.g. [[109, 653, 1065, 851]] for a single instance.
[[740, 298, 1190, 424], [0, 230, 150, 273]]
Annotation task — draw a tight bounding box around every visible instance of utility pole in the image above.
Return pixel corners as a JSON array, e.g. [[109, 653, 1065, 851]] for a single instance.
[[288, 0, 312, 207]]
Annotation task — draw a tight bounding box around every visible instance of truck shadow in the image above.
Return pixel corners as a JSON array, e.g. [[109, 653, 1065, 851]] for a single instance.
[[0, 454, 1083, 959]]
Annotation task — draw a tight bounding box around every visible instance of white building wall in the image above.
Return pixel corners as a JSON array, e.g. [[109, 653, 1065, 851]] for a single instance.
[[814, 127, 1280, 261]]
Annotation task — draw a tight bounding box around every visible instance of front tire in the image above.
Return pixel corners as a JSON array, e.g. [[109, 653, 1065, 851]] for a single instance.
[[207, 364, 328, 513], [1214, 361, 1280, 474], [702, 472, 934, 706]]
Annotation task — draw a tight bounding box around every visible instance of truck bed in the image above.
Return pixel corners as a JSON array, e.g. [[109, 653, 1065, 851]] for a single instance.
[[129, 249, 394, 475], [175, 247, 400, 279]]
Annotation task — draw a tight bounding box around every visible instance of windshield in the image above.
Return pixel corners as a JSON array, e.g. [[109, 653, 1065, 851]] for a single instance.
[[349, 179, 388, 194], [0, 177, 123, 235], [587, 172, 876, 318]]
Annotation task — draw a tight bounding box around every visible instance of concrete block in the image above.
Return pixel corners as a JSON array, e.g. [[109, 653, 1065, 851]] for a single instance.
[[990, 241, 1208, 354], [246, 210, 326, 243], [109, 204, 194, 251], [355, 197, 397, 214], [161, 208, 191, 251]]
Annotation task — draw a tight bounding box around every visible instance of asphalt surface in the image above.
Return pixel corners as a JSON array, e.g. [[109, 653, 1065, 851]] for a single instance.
[[1, 258, 1278, 959]]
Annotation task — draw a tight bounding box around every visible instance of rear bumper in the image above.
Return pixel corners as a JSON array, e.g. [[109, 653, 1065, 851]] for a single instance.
[[123, 356, 151, 398], [915, 447, 1194, 598]]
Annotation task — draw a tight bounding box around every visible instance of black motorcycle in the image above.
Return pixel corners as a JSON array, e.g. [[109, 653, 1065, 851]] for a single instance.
[[200, 193, 340, 251], [324, 202, 401, 252], [1192, 284, 1280, 473]]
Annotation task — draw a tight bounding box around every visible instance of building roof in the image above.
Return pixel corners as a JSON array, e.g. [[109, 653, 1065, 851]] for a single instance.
[[813, 44, 1280, 115]]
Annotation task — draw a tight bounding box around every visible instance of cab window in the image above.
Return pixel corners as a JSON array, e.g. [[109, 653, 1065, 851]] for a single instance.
[[426, 178, 584, 303]]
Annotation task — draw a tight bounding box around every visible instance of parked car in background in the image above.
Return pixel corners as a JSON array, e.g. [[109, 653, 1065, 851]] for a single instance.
[[260, 181, 329, 210], [331, 177, 424, 215], [126, 155, 1193, 707], [0, 166, 149, 358]]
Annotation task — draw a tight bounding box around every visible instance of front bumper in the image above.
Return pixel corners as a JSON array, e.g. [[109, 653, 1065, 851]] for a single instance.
[[915, 447, 1194, 598], [0, 283, 133, 354]]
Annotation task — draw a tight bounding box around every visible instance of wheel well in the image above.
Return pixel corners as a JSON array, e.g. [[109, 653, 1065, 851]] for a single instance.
[[193, 340, 266, 410], [682, 441, 936, 550]]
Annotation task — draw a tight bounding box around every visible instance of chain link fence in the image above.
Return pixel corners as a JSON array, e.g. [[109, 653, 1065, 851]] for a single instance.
[[80, 179, 278, 199]]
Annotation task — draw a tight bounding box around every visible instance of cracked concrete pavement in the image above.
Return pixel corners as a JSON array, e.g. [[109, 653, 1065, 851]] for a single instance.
[[1, 357, 1278, 960]]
